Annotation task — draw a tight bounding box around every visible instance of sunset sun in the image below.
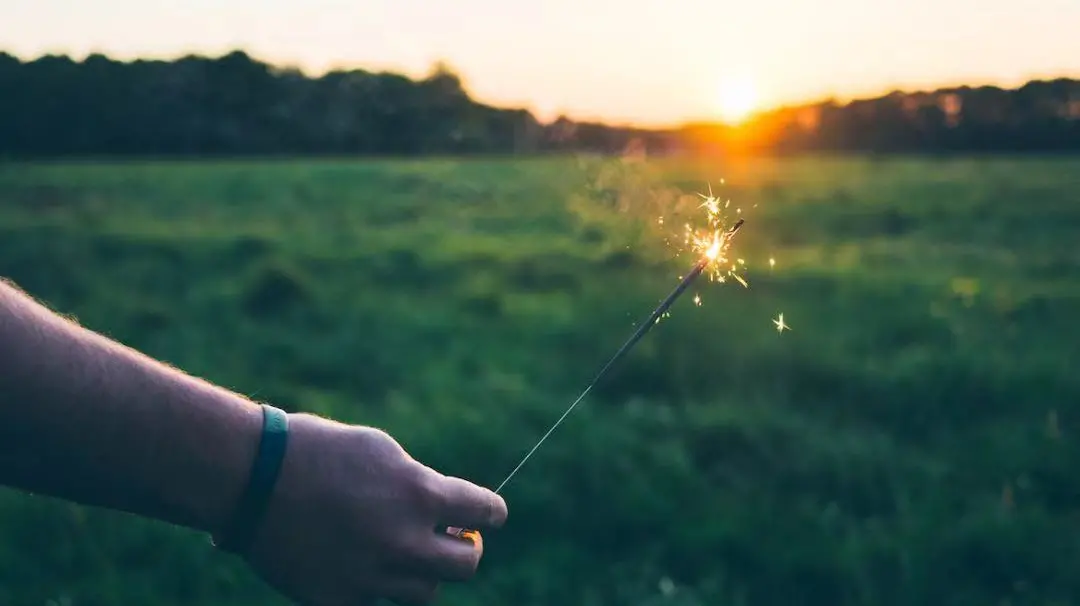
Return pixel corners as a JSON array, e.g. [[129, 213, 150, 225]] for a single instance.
[[715, 76, 759, 125]]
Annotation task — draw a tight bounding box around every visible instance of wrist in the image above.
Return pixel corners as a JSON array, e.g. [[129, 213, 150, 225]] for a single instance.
[[212, 403, 291, 554], [176, 393, 264, 536]]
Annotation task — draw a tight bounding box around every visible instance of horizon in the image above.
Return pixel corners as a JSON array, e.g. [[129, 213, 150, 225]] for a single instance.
[[5, 46, 1079, 131], [4, 0, 1080, 128]]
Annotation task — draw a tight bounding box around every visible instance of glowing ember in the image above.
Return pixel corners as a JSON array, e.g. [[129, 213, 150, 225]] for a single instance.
[[773, 313, 790, 333], [704, 235, 722, 260]]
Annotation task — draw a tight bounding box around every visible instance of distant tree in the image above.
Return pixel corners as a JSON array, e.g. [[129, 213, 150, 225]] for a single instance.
[[0, 49, 1077, 158]]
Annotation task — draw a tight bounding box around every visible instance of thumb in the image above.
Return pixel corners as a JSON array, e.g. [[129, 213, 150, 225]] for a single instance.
[[435, 475, 507, 530]]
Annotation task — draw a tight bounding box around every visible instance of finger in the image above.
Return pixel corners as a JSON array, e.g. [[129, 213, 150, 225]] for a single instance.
[[431, 529, 485, 581], [389, 527, 483, 582], [379, 523, 485, 584], [375, 575, 440, 606], [434, 476, 508, 529]]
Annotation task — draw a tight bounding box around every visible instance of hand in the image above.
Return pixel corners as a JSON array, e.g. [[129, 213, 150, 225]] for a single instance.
[[240, 413, 508, 605]]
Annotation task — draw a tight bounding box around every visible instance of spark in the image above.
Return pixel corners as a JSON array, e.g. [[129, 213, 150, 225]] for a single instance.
[[698, 194, 721, 216], [769, 257, 776, 269], [773, 313, 790, 333], [693, 293, 702, 306], [681, 187, 748, 286]]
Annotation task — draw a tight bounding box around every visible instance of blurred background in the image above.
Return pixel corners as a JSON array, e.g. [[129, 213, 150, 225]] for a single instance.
[[2, 1, 1080, 604]]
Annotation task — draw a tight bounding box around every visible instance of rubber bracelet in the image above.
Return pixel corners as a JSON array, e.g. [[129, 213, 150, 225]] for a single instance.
[[212, 403, 289, 555]]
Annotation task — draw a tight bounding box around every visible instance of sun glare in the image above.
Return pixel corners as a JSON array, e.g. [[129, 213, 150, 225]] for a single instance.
[[715, 76, 759, 125]]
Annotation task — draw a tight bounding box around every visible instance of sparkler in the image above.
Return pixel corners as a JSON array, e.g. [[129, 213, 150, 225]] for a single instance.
[[488, 216, 745, 496], [450, 191, 748, 544]]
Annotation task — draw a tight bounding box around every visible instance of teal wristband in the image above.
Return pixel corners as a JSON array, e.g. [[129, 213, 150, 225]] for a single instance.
[[213, 404, 289, 555]]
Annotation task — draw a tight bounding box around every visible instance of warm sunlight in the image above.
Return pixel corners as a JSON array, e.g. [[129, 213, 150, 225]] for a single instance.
[[715, 76, 759, 125]]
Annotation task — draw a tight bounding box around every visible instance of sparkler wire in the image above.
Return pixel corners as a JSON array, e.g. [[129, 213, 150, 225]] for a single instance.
[[492, 258, 705, 495], [491, 218, 745, 495]]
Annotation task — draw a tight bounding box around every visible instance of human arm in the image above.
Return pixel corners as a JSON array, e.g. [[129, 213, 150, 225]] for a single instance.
[[0, 277, 263, 532], [0, 278, 507, 605]]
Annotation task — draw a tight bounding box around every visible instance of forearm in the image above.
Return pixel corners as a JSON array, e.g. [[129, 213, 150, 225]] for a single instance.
[[0, 278, 261, 535]]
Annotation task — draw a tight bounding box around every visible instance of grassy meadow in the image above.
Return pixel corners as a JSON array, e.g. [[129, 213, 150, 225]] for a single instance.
[[1, 154, 1079, 606]]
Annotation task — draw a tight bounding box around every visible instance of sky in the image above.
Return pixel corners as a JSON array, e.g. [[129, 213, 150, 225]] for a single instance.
[[4, 0, 1080, 127]]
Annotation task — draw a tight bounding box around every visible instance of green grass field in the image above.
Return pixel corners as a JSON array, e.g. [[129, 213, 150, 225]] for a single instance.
[[1, 154, 1079, 606]]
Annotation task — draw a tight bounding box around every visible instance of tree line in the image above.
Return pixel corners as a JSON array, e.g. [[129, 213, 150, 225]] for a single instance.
[[1, 49, 1078, 158]]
